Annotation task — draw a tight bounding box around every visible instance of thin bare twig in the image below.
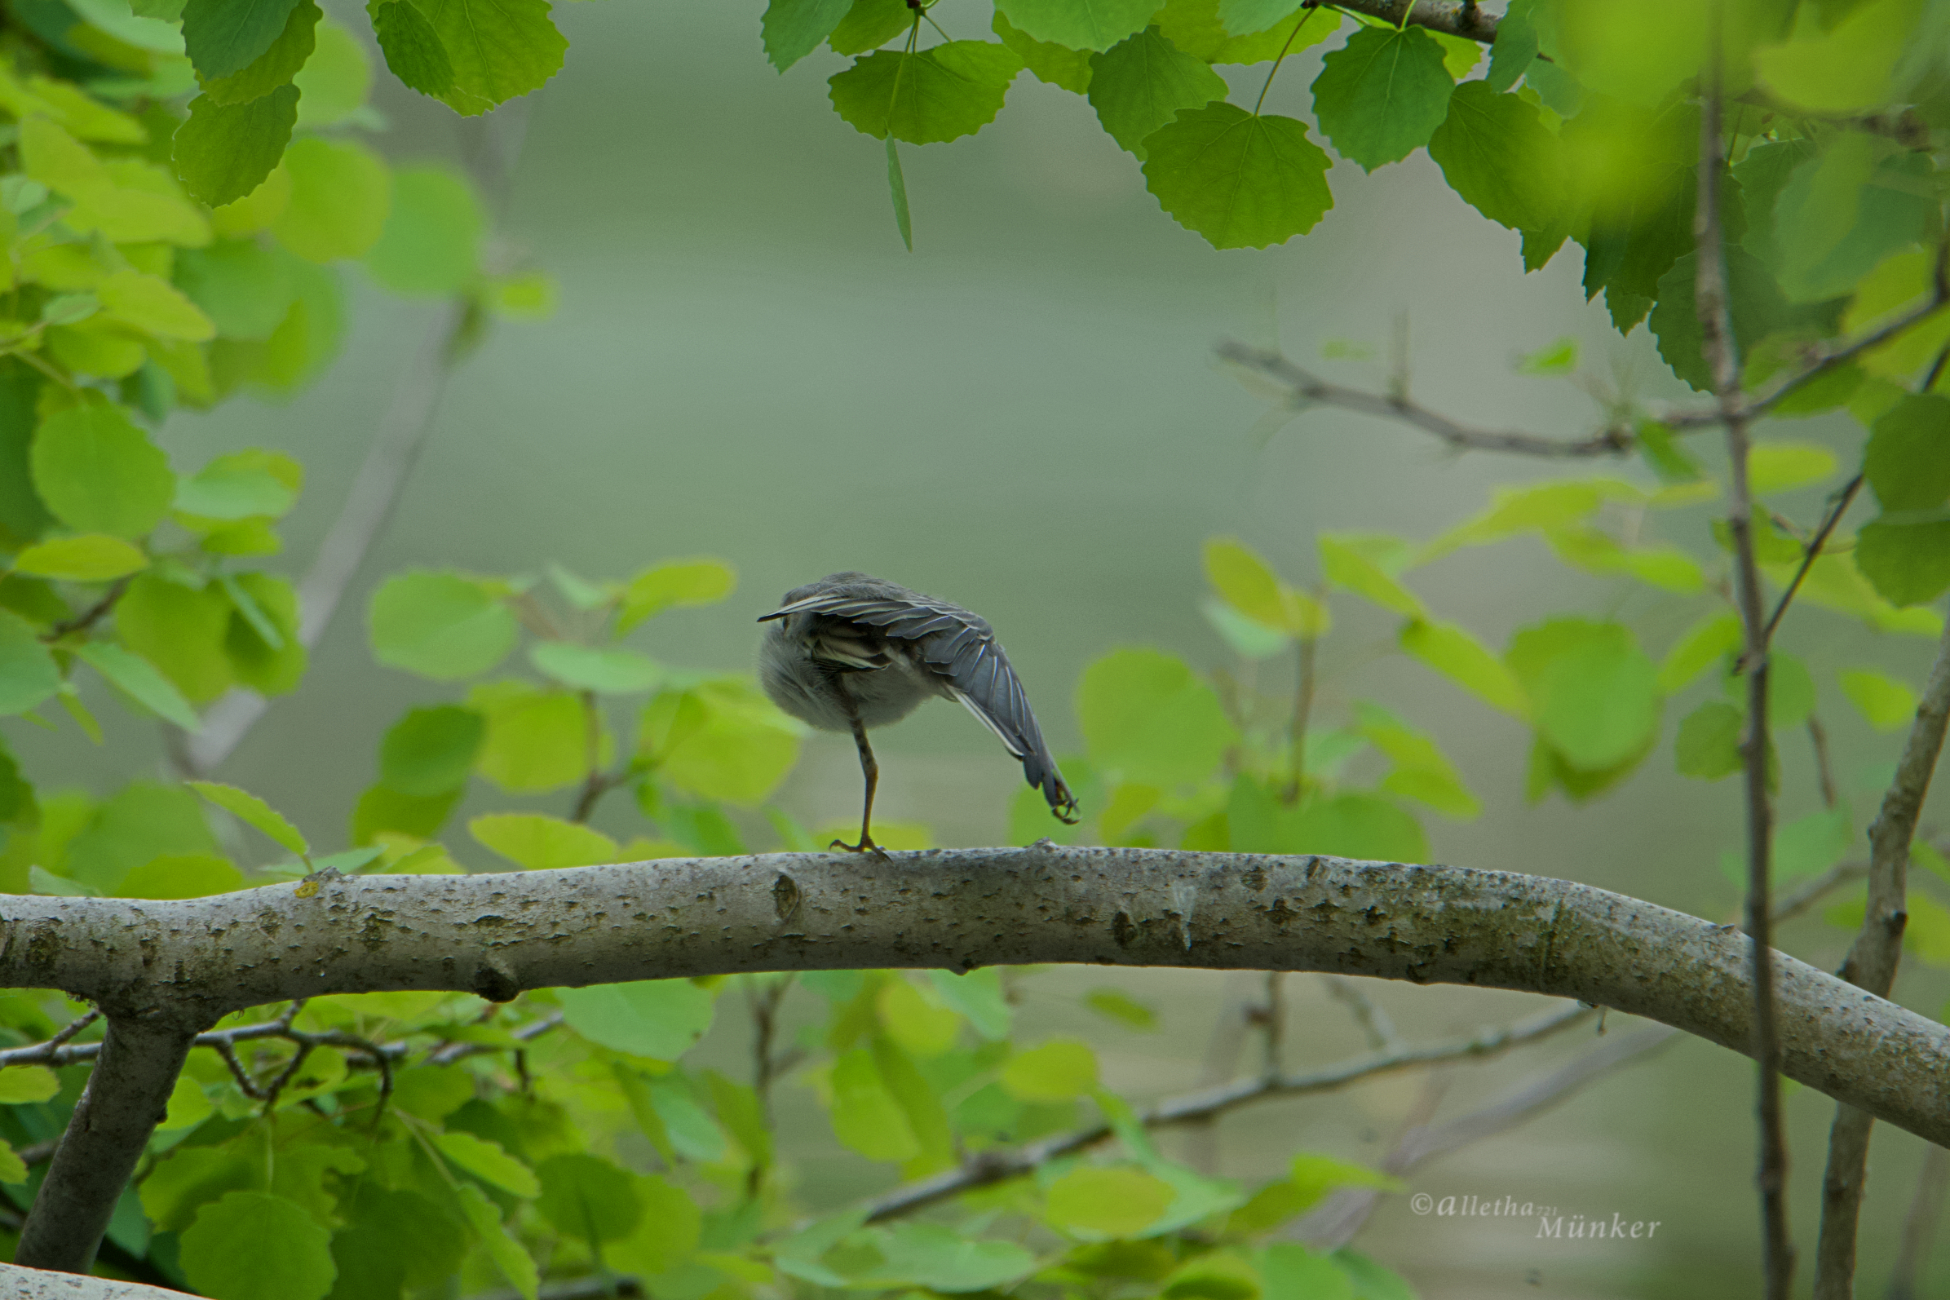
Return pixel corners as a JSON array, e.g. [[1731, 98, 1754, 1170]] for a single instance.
[[1764, 475, 1865, 646], [1297, 1025, 1681, 1249], [1695, 44, 1792, 1294], [1283, 632, 1318, 805], [1320, 975, 1405, 1052], [850, 1000, 1596, 1226], [39, 578, 131, 643], [1809, 717, 1840, 811], [1816, 620, 1950, 1299]]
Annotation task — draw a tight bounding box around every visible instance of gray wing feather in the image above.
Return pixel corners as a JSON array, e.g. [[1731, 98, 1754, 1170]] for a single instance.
[[761, 589, 1077, 821]]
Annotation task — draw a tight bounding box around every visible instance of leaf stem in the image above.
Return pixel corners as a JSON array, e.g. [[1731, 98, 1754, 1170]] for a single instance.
[[1254, 5, 1322, 117]]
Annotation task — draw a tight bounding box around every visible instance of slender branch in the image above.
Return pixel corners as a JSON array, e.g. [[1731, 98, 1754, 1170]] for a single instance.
[[1296, 1025, 1680, 1249], [1763, 475, 1865, 645], [1889, 1145, 1950, 1300], [1330, 0, 1495, 42], [38, 578, 131, 643], [15, 1018, 196, 1273], [1816, 620, 1950, 1300], [1252, 971, 1287, 1077], [1809, 717, 1839, 811], [1215, 341, 1634, 458], [425, 1010, 565, 1067], [1320, 974, 1404, 1052], [1695, 43, 1793, 1296], [853, 1000, 1597, 1226]]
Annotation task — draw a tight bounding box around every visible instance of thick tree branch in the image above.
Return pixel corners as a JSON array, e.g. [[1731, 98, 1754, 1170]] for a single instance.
[[1816, 619, 1950, 1299], [4, 848, 1949, 1125], [13, 1018, 194, 1273], [1330, 0, 1496, 41], [0, 1263, 189, 1299]]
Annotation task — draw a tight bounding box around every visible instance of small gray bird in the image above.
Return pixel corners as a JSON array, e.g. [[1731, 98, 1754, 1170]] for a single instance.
[[759, 572, 1079, 853]]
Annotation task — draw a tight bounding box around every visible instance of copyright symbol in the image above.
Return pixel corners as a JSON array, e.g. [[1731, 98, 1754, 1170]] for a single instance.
[[1410, 1193, 1433, 1215]]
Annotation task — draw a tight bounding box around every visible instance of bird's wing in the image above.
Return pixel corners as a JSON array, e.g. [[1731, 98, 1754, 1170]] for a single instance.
[[762, 592, 1077, 821]]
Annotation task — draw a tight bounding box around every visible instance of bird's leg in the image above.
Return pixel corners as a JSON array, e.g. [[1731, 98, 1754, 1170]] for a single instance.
[[830, 678, 888, 858]]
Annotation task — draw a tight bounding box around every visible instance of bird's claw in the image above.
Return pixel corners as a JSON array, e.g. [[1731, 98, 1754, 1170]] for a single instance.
[[830, 835, 891, 860]]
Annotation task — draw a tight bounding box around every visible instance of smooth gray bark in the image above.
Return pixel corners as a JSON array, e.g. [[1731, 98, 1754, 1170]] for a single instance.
[[12, 1018, 194, 1273], [2, 847, 1947, 1145], [0, 1263, 188, 1299]]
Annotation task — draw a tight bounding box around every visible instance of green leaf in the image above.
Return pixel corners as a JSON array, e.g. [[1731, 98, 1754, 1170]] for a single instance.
[[993, 10, 1093, 91], [531, 642, 661, 694], [31, 403, 174, 539], [365, 165, 483, 296], [829, 42, 1024, 145], [870, 1223, 1038, 1292], [1202, 537, 1320, 636], [885, 135, 913, 251], [454, 1182, 538, 1300], [0, 609, 62, 715], [1001, 1038, 1098, 1100], [1077, 647, 1235, 785], [828, 0, 911, 55], [1358, 702, 1479, 820], [927, 968, 1012, 1037], [1752, 0, 1917, 113], [1084, 988, 1157, 1029], [368, 570, 516, 679], [556, 979, 716, 1059], [1748, 440, 1838, 495], [1142, 104, 1332, 250], [1425, 80, 1561, 232], [1857, 518, 1950, 608], [828, 1047, 921, 1161], [221, 571, 306, 696], [171, 87, 299, 207], [180, 1191, 336, 1300], [618, 558, 736, 631], [1839, 667, 1916, 731], [1281, 790, 1426, 861], [30, 865, 98, 895], [1398, 619, 1527, 716], [0, 1065, 61, 1103], [1089, 27, 1227, 158], [188, 780, 309, 855], [1675, 700, 1743, 780], [76, 643, 198, 729], [434, 1130, 541, 1197], [181, 0, 303, 79], [638, 678, 804, 805], [1772, 137, 1933, 305], [763, 0, 853, 71], [371, 0, 455, 97], [472, 681, 597, 792], [535, 1153, 641, 1243], [1319, 534, 1423, 616], [14, 533, 147, 582], [294, 20, 372, 126], [470, 811, 616, 869], [1046, 1166, 1174, 1236], [96, 270, 216, 341], [117, 852, 245, 898], [1261, 1243, 1356, 1300], [201, 0, 320, 105], [1657, 611, 1741, 694], [877, 978, 962, 1057], [416, 0, 567, 113], [176, 460, 298, 522], [1288, 1151, 1400, 1206], [1649, 247, 1791, 393], [379, 704, 484, 795], [273, 137, 390, 262], [1519, 622, 1662, 770], [1216, 0, 1300, 36], [1776, 805, 1853, 880], [1485, 0, 1537, 91], [1866, 394, 1950, 514], [1310, 26, 1452, 172], [993, 0, 1161, 52]]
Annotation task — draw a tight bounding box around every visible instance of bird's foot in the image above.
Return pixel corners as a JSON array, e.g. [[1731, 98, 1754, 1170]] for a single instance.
[[830, 835, 891, 860]]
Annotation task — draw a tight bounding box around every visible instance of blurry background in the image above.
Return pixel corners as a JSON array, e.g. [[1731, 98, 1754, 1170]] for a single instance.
[[17, 0, 1950, 1293]]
